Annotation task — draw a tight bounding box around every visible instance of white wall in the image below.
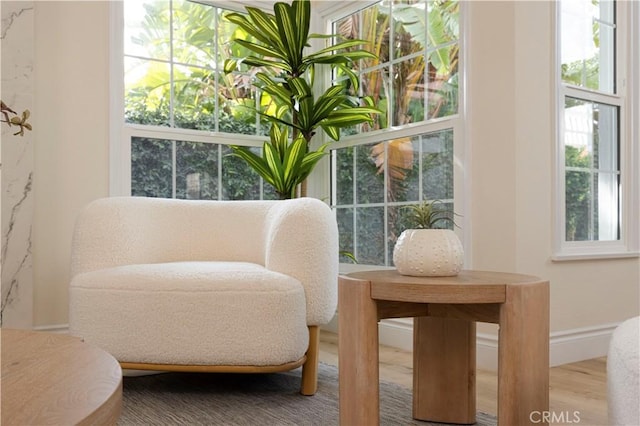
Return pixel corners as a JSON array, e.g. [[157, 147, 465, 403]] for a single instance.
[[467, 1, 639, 352], [30, 2, 639, 365], [33, 1, 110, 326]]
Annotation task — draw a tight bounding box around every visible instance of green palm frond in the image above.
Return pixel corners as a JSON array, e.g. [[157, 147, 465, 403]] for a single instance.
[[230, 128, 329, 200], [225, 0, 380, 199]]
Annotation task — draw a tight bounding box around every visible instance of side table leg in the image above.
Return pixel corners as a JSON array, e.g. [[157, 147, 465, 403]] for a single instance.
[[338, 276, 380, 426], [413, 316, 476, 424], [498, 281, 550, 425]]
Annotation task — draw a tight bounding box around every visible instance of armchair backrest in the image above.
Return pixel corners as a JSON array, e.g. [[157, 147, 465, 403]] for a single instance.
[[71, 196, 338, 324]]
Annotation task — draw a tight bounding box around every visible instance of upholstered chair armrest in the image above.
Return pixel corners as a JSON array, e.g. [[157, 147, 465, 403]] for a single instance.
[[264, 198, 338, 326]]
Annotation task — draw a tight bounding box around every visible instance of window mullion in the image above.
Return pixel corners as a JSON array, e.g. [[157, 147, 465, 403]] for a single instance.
[[588, 167, 594, 240], [169, 0, 175, 128], [383, 142, 389, 266], [418, 133, 423, 200], [214, 8, 220, 134], [352, 145, 358, 262], [218, 144, 223, 200], [172, 140, 177, 199]]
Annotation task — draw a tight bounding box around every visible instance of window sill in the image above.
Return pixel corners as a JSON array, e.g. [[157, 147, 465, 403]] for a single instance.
[[338, 263, 394, 275], [551, 251, 640, 262]]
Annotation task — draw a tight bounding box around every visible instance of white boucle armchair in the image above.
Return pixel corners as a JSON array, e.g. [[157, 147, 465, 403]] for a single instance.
[[608, 316, 640, 425], [69, 196, 338, 395]]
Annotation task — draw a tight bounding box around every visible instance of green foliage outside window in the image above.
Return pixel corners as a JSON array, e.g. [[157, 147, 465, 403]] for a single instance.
[[125, 0, 260, 133], [334, 0, 460, 130], [125, 0, 268, 199], [565, 145, 592, 241], [332, 0, 459, 265], [125, 0, 461, 265]]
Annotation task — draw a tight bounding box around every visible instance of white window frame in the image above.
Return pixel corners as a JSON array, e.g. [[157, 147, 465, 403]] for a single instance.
[[317, 1, 468, 268], [553, 0, 640, 260]]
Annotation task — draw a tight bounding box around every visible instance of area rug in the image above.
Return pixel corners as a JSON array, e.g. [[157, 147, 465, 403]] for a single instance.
[[119, 363, 496, 425]]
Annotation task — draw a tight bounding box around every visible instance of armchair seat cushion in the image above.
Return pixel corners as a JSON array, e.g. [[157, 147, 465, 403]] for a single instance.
[[70, 261, 309, 366]]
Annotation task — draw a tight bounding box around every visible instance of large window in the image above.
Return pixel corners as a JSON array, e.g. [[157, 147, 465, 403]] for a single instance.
[[118, 0, 275, 199], [114, 0, 464, 266], [328, 1, 462, 265], [556, 0, 638, 258]]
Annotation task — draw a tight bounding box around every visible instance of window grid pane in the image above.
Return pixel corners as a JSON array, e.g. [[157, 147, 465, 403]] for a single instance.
[[561, 0, 616, 93], [131, 137, 173, 198], [563, 96, 620, 241], [175, 141, 218, 200], [131, 137, 266, 201]]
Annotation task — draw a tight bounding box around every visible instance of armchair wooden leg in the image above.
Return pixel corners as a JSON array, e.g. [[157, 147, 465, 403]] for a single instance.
[[301, 325, 320, 396]]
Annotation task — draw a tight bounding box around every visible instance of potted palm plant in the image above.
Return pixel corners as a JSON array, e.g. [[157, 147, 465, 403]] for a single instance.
[[393, 200, 463, 277], [223, 0, 380, 199]]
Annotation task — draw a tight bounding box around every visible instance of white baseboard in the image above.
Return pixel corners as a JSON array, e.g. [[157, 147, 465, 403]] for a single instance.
[[548, 322, 618, 367], [33, 324, 69, 333], [324, 315, 618, 372]]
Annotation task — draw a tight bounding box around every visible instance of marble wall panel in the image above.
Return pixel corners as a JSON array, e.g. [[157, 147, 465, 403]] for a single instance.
[[1, 1, 34, 328]]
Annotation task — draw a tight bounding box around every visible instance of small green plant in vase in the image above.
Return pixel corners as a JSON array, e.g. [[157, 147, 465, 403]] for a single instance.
[[404, 199, 458, 230], [393, 200, 463, 277]]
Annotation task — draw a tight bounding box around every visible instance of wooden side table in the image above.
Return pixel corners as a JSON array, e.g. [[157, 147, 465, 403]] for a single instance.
[[338, 269, 549, 426], [1, 329, 122, 425]]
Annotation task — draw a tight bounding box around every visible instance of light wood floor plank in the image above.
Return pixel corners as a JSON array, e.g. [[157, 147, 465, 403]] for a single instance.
[[319, 331, 608, 426]]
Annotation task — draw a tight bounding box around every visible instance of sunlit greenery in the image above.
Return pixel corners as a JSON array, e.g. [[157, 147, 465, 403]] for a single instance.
[[562, 56, 600, 89], [332, 1, 459, 265], [125, 0, 458, 206], [334, 0, 459, 129], [565, 145, 592, 241], [333, 129, 453, 265], [125, 0, 266, 199], [125, 0, 261, 134]]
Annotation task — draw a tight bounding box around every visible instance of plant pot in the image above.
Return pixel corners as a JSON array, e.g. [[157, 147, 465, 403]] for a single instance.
[[393, 229, 464, 277]]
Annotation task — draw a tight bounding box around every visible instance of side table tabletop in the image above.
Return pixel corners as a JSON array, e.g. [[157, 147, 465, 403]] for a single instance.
[[1, 328, 123, 425], [338, 269, 550, 426]]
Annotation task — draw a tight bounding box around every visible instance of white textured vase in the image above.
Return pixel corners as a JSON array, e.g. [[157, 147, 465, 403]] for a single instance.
[[393, 229, 464, 277]]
